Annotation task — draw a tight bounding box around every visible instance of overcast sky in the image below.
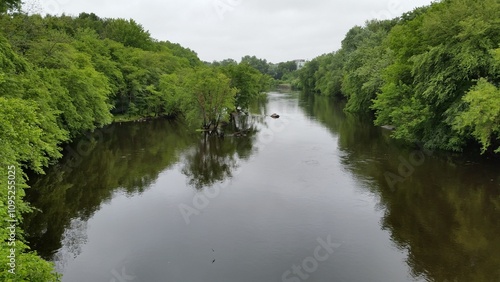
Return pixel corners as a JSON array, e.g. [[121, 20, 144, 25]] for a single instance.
[[30, 0, 434, 63]]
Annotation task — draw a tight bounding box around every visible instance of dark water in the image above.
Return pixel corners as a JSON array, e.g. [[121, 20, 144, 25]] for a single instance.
[[25, 92, 500, 282]]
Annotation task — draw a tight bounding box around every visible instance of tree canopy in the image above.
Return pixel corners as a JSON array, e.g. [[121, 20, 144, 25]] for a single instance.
[[0, 0, 21, 13], [298, 0, 500, 155]]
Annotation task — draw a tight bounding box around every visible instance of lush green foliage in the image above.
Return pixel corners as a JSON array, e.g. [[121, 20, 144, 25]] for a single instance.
[[299, 0, 500, 154], [219, 63, 272, 110], [269, 60, 298, 80], [0, 0, 20, 13], [210, 56, 295, 86], [453, 79, 500, 153], [240, 55, 269, 74], [173, 67, 237, 129], [0, 10, 271, 280], [1, 13, 202, 123], [0, 32, 63, 281]]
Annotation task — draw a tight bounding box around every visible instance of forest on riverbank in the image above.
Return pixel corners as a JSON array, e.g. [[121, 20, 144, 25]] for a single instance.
[[0, 1, 272, 280], [298, 0, 500, 155]]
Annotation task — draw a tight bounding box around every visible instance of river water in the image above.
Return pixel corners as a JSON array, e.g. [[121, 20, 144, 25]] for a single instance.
[[25, 92, 500, 282]]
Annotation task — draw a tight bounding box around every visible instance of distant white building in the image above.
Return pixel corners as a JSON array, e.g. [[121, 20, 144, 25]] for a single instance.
[[295, 59, 306, 70]]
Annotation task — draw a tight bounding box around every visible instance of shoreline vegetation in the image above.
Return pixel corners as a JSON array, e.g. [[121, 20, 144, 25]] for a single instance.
[[0, 5, 273, 280], [296, 0, 500, 156], [0, 0, 499, 280]]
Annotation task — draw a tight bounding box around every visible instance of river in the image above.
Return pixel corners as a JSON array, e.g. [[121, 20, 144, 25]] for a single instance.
[[24, 92, 500, 282]]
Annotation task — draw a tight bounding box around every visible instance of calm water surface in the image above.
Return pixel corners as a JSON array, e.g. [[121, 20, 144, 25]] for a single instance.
[[25, 92, 500, 282]]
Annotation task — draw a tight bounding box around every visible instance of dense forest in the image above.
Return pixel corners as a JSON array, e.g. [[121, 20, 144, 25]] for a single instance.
[[0, 1, 272, 280], [298, 0, 500, 155]]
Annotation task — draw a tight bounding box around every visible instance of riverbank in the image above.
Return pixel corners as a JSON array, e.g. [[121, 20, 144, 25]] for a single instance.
[[113, 113, 177, 123], [297, 0, 500, 155]]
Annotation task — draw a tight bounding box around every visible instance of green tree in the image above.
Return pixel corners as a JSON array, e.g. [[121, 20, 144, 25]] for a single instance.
[[212, 58, 238, 67], [0, 34, 67, 165], [273, 60, 297, 80], [453, 78, 500, 153], [298, 0, 500, 154], [240, 55, 269, 74], [23, 30, 113, 136], [313, 52, 345, 97], [373, 0, 500, 151], [102, 18, 152, 50], [176, 67, 237, 129], [219, 63, 269, 110], [342, 20, 395, 113], [0, 0, 21, 13], [0, 35, 64, 281], [298, 57, 321, 93]]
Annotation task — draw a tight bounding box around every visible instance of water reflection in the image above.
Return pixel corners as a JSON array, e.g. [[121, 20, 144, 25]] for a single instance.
[[181, 118, 258, 189], [299, 93, 500, 282], [24, 113, 264, 263], [23, 92, 500, 282], [24, 119, 198, 259]]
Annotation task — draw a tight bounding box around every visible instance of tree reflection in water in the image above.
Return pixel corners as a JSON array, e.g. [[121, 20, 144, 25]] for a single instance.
[[299, 93, 500, 282], [23, 119, 196, 260], [181, 114, 259, 189], [23, 113, 263, 264]]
